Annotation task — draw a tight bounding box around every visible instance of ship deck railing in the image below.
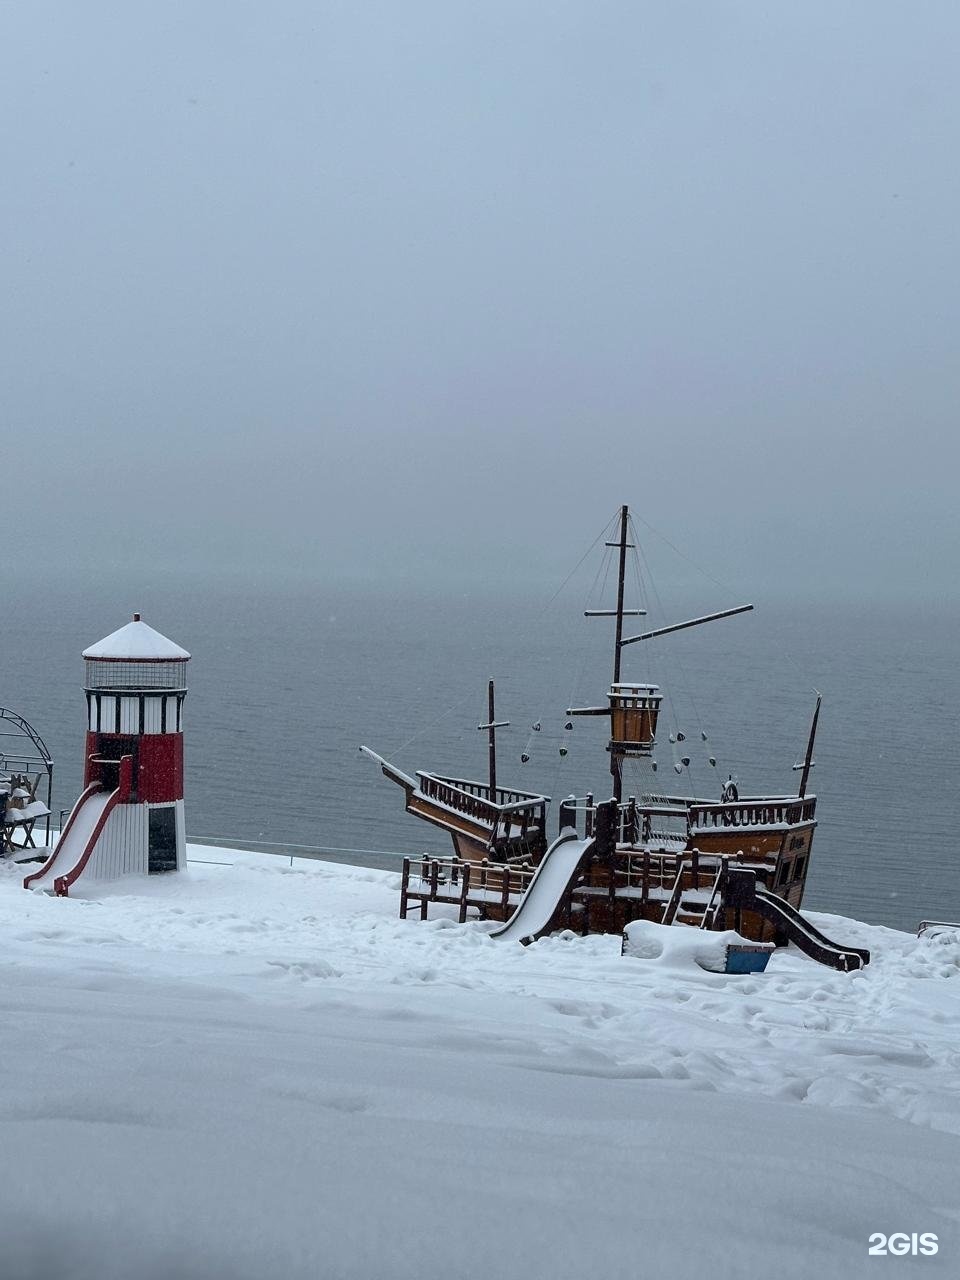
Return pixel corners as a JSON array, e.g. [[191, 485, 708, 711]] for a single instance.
[[564, 792, 817, 843], [688, 796, 816, 832], [400, 855, 536, 923], [414, 773, 549, 848], [418, 772, 548, 810], [398, 845, 766, 926]]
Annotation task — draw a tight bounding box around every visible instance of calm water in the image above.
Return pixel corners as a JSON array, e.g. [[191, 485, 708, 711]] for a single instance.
[[4, 572, 957, 933]]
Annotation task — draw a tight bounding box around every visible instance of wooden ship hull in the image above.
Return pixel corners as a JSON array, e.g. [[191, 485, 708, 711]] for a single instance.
[[362, 506, 868, 971], [366, 761, 822, 942]]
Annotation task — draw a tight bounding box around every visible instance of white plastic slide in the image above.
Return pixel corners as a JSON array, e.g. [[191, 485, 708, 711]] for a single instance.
[[490, 831, 594, 944], [23, 788, 114, 893]]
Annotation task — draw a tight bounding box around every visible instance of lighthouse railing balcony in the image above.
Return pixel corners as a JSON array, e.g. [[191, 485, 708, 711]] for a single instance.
[[83, 658, 188, 692]]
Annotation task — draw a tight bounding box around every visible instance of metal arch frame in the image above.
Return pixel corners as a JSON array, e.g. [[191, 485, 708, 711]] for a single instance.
[[0, 706, 54, 849]]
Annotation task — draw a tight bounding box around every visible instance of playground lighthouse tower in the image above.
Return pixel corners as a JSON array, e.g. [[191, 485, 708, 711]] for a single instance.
[[24, 615, 190, 894]]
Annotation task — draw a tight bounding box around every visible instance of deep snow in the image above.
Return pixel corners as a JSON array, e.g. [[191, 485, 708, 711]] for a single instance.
[[2, 847, 959, 1279]]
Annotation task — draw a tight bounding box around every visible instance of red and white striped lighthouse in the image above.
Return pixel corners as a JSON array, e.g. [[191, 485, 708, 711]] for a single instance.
[[25, 615, 190, 894]]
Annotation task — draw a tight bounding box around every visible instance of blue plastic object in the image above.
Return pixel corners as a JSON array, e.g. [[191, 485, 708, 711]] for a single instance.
[[724, 943, 773, 974]]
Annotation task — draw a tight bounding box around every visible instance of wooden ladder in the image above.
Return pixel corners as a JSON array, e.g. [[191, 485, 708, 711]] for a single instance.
[[698, 859, 729, 930], [660, 865, 686, 926], [663, 857, 728, 929]]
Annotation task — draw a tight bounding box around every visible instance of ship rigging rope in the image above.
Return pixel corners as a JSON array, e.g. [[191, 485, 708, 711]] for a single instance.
[[526, 506, 621, 768], [388, 685, 482, 758], [386, 509, 622, 758], [541, 507, 621, 612], [629, 511, 818, 696], [544, 535, 618, 796], [626, 516, 726, 788], [524, 525, 617, 790], [564, 532, 616, 714], [625, 515, 819, 788], [629, 523, 688, 777], [629, 510, 743, 597], [629, 514, 707, 744]]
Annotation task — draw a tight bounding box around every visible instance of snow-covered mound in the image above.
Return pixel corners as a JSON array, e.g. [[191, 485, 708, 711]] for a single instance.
[[622, 918, 773, 970], [2, 846, 958, 1279]]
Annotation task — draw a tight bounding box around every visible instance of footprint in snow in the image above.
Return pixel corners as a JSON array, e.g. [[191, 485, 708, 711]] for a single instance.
[[264, 959, 342, 981], [316, 1093, 371, 1115]]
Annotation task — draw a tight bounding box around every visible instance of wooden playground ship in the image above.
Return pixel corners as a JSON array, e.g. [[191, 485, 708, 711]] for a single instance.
[[362, 506, 868, 971]]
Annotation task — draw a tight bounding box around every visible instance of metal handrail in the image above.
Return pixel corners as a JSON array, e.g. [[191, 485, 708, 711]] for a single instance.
[[918, 920, 960, 937]]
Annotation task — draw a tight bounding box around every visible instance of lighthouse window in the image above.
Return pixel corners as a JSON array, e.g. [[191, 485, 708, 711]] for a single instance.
[[143, 697, 162, 733], [120, 697, 139, 734]]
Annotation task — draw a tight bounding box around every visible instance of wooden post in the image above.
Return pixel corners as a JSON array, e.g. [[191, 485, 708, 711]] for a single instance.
[[559, 796, 576, 834], [477, 679, 509, 799], [488, 679, 496, 796], [717, 855, 729, 930], [594, 797, 616, 859], [580, 887, 590, 935], [400, 857, 410, 919], [798, 694, 822, 798], [613, 504, 628, 685], [612, 504, 629, 801], [458, 863, 471, 924]]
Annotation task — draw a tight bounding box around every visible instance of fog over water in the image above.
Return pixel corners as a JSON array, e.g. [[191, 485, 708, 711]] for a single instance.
[[2, 6, 958, 931], [2, 2, 958, 599]]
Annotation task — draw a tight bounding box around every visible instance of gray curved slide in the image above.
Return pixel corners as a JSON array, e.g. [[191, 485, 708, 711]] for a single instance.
[[24, 790, 112, 893], [490, 831, 594, 944]]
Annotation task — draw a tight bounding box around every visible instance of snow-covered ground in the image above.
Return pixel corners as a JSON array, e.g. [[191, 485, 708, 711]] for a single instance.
[[2, 846, 959, 1279]]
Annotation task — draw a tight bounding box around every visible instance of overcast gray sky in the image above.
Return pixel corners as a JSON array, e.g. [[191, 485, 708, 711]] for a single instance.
[[2, 2, 957, 601]]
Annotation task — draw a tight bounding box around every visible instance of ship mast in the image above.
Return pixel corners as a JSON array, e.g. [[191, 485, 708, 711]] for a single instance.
[[609, 505, 631, 799], [612, 503, 629, 685], [574, 504, 754, 806], [477, 678, 509, 798], [574, 504, 647, 804], [796, 694, 821, 798]]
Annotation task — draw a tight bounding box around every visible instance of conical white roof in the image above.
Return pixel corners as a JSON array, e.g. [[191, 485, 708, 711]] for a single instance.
[[83, 617, 190, 661]]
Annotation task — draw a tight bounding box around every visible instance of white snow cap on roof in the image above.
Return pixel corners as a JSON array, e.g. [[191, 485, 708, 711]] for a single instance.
[[83, 615, 190, 661]]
